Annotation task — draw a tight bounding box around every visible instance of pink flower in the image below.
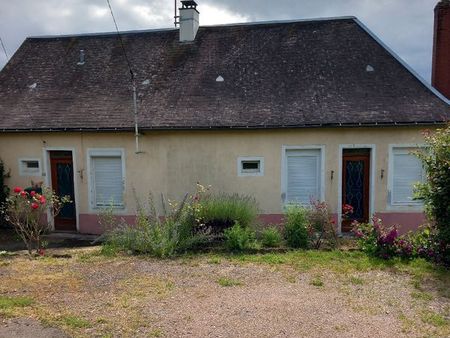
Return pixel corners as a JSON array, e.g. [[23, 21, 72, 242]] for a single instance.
[[20, 191, 28, 197], [39, 196, 46, 205], [13, 187, 23, 193], [30, 191, 36, 197], [31, 202, 39, 210]]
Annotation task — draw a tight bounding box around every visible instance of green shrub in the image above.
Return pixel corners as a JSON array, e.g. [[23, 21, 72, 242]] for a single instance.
[[104, 193, 204, 258], [261, 226, 282, 248], [194, 193, 258, 234], [284, 205, 308, 248], [223, 222, 255, 252], [415, 125, 450, 265]]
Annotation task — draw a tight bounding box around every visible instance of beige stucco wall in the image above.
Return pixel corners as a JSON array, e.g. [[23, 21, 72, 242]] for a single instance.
[[0, 127, 429, 219]]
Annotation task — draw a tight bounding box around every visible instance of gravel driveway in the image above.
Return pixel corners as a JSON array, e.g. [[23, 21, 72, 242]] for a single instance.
[[0, 248, 448, 337]]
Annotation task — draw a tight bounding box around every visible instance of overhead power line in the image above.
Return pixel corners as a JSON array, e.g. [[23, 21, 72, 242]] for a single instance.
[[106, 0, 134, 81]]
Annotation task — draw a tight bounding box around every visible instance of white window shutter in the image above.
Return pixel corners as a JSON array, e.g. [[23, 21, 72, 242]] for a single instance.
[[92, 156, 123, 207], [392, 152, 423, 204], [286, 150, 320, 204]]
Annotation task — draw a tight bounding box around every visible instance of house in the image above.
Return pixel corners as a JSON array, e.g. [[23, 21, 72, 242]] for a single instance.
[[0, 1, 449, 234]]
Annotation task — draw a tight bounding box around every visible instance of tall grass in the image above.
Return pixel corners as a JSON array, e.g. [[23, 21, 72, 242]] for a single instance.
[[103, 193, 204, 257]]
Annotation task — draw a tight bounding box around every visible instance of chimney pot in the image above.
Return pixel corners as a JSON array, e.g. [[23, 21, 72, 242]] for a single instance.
[[432, 0, 450, 99]]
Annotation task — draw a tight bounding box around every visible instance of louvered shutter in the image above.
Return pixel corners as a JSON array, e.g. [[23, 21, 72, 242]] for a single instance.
[[286, 150, 321, 204], [392, 151, 423, 204], [92, 156, 123, 207]]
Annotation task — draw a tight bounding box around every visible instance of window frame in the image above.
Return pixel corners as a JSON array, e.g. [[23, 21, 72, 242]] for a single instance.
[[388, 144, 425, 210], [281, 145, 325, 206], [237, 156, 264, 177], [18, 158, 42, 176], [87, 148, 126, 211]]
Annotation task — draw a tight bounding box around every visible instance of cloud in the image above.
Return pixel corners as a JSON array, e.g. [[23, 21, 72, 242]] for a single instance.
[[0, 0, 438, 81]]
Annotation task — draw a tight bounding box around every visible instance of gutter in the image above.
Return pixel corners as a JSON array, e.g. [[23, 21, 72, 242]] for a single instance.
[[0, 121, 446, 133]]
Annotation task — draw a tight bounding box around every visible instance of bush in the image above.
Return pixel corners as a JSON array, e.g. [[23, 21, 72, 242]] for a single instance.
[[5, 186, 70, 256], [261, 226, 283, 248], [352, 218, 438, 260], [415, 125, 450, 265], [223, 222, 255, 252], [307, 200, 338, 249], [104, 193, 204, 258], [284, 205, 308, 248], [190, 184, 258, 234], [352, 217, 399, 259]]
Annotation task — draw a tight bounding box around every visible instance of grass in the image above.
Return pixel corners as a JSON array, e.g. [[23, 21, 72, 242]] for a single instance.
[[61, 315, 92, 328], [349, 276, 364, 285], [217, 277, 243, 287], [421, 310, 448, 327], [411, 291, 433, 301], [0, 296, 34, 310], [310, 276, 324, 287]]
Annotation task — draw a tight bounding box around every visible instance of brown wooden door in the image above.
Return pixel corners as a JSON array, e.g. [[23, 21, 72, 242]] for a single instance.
[[50, 152, 76, 231], [342, 152, 370, 232]]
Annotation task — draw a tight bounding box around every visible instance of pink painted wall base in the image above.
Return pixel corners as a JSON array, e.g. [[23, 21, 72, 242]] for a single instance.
[[76, 212, 427, 235]]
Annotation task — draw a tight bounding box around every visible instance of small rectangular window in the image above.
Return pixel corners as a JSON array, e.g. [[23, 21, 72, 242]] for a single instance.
[[19, 158, 41, 176], [238, 157, 264, 176]]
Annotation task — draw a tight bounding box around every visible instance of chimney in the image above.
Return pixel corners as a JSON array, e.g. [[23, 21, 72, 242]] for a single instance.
[[179, 0, 199, 42], [432, 0, 450, 99]]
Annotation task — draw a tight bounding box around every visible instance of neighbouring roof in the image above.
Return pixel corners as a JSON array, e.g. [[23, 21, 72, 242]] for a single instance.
[[0, 17, 448, 132]]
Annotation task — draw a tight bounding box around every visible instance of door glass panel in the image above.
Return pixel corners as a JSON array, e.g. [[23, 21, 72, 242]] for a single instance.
[[56, 163, 75, 219], [344, 160, 365, 220]]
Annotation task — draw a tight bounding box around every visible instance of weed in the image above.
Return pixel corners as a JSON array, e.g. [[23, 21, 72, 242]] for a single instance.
[[421, 310, 448, 327], [310, 276, 324, 287], [349, 276, 364, 285], [149, 328, 164, 337], [61, 315, 92, 328], [0, 295, 33, 310], [411, 291, 433, 301], [261, 226, 283, 248], [207, 256, 221, 264], [217, 277, 242, 287]]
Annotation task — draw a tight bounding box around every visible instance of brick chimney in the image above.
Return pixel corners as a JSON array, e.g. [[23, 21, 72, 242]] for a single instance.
[[432, 0, 450, 99]]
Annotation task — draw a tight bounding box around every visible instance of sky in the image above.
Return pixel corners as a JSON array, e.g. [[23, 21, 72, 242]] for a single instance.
[[0, 0, 439, 82]]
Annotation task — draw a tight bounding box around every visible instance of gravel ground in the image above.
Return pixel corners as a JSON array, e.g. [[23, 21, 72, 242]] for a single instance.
[[0, 248, 449, 337]]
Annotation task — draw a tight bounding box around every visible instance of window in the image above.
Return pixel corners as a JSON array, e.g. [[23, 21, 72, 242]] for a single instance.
[[19, 158, 41, 176], [88, 149, 125, 208], [390, 147, 424, 205], [285, 149, 322, 204], [238, 157, 264, 176]]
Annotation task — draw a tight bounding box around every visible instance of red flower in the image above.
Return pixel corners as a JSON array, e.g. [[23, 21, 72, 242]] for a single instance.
[[20, 191, 28, 197], [13, 187, 23, 193], [31, 202, 39, 210], [30, 191, 36, 197], [39, 196, 46, 205]]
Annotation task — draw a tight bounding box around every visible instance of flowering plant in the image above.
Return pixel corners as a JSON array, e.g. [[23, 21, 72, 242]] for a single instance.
[[4, 186, 70, 256], [352, 217, 399, 259], [352, 217, 439, 260], [342, 204, 354, 218], [307, 199, 338, 249]]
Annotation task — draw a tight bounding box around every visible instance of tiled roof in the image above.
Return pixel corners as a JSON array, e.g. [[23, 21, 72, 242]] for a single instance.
[[0, 17, 448, 131]]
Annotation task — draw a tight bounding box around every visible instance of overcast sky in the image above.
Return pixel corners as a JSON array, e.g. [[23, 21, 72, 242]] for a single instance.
[[0, 0, 438, 82]]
